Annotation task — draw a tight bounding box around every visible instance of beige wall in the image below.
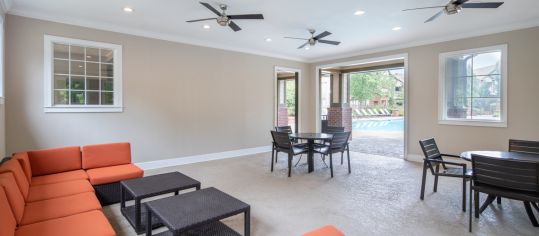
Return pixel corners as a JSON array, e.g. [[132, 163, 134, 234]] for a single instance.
[[311, 27, 539, 158], [5, 15, 314, 162]]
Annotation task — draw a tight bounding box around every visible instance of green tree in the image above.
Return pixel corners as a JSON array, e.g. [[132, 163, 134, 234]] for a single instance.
[[285, 80, 296, 116], [349, 71, 397, 106]]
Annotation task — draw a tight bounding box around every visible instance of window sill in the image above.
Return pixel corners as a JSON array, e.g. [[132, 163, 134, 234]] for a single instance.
[[44, 106, 123, 113], [438, 119, 507, 128]]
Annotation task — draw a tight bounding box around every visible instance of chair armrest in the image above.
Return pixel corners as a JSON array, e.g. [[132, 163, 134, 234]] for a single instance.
[[440, 153, 461, 158], [426, 159, 466, 167]]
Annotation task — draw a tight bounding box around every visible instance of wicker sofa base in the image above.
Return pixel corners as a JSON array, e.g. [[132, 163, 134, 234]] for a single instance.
[[94, 181, 133, 205]]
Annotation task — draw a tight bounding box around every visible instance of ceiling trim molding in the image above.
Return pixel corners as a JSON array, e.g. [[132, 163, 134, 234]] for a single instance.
[[0, 0, 13, 15], [7, 8, 307, 62], [309, 18, 539, 63]]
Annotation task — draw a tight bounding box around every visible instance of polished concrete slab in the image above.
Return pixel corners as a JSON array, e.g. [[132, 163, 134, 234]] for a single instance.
[[103, 152, 538, 236]]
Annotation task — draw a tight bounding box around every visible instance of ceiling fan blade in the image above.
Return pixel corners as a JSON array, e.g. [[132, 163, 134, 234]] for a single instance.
[[186, 18, 217, 23], [228, 21, 242, 32], [318, 40, 341, 45], [228, 14, 264, 20], [402, 6, 445, 11], [284, 37, 309, 40], [461, 2, 504, 8], [297, 42, 309, 49], [313, 31, 331, 40], [425, 10, 444, 23], [200, 2, 222, 16], [454, 0, 470, 5]]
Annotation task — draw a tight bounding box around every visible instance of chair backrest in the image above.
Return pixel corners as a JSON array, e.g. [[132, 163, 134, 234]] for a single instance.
[[324, 126, 345, 134], [509, 139, 539, 155], [271, 131, 292, 149], [330, 132, 351, 149], [419, 138, 442, 160], [472, 154, 539, 193], [275, 126, 293, 134]]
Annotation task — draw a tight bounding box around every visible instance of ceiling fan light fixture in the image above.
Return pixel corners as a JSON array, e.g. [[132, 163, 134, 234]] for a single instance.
[[444, 4, 462, 14]]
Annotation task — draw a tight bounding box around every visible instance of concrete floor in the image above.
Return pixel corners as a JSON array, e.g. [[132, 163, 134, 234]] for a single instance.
[[103, 152, 538, 236]]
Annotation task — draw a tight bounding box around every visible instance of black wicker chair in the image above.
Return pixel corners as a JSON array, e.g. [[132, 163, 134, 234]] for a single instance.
[[314, 132, 351, 178], [469, 154, 539, 232], [419, 138, 471, 212], [270, 131, 308, 177]]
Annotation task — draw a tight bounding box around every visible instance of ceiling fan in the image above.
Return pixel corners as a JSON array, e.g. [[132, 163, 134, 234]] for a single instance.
[[403, 0, 504, 23], [186, 2, 264, 32], [285, 29, 341, 49]]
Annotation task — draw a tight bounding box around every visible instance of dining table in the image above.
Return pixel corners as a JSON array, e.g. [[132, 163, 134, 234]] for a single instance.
[[289, 133, 333, 173]]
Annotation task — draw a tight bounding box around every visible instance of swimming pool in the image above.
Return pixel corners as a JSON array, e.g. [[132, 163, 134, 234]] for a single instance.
[[352, 118, 404, 132]]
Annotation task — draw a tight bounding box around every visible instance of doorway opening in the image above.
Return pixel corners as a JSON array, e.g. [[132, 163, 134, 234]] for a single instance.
[[275, 67, 299, 132]]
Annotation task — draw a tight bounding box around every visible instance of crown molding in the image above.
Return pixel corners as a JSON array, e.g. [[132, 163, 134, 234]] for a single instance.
[[0, 0, 12, 15]]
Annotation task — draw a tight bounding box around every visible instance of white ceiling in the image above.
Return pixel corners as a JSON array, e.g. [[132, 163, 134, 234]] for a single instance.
[[8, 0, 539, 62]]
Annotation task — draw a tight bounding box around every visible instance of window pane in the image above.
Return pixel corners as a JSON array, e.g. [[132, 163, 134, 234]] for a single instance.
[[87, 91, 99, 105], [473, 51, 501, 76], [101, 78, 113, 91], [86, 48, 99, 62], [445, 76, 471, 102], [54, 90, 68, 105], [54, 75, 69, 89], [70, 91, 85, 104], [101, 49, 113, 63], [86, 62, 99, 76], [101, 92, 113, 105], [87, 77, 100, 90], [54, 59, 69, 74], [53, 43, 69, 59], [71, 76, 85, 90], [472, 75, 500, 98], [101, 63, 113, 77], [446, 97, 471, 119], [70, 45, 84, 61], [71, 61, 85, 75], [445, 54, 472, 78], [471, 98, 501, 120]]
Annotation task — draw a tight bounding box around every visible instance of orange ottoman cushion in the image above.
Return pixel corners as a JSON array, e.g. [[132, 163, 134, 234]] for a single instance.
[[15, 210, 116, 236], [86, 164, 143, 185], [0, 159, 30, 200], [28, 146, 82, 176], [0, 173, 25, 224], [303, 225, 345, 236], [13, 152, 32, 182], [0, 188, 17, 236], [31, 169, 88, 186], [82, 142, 132, 169], [27, 179, 94, 202]]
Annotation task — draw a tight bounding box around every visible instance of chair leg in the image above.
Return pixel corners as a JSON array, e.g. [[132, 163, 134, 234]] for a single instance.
[[524, 201, 539, 227], [347, 148, 351, 174], [288, 153, 292, 177], [497, 196, 502, 204], [433, 165, 440, 192], [469, 182, 473, 232], [474, 190, 480, 218], [329, 153, 334, 178], [420, 161, 428, 200], [270, 148, 275, 172], [462, 178, 467, 212], [532, 202, 539, 213], [340, 152, 344, 165]]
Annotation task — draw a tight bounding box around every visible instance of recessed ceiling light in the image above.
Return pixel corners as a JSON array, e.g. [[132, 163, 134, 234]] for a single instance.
[[305, 47, 310, 50], [203, 24, 211, 29], [392, 26, 402, 31], [354, 10, 365, 16], [265, 38, 272, 42], [123, 7, 134, 13]]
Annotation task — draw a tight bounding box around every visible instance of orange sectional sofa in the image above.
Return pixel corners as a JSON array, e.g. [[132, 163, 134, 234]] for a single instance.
[[0, 142, 144, 236]]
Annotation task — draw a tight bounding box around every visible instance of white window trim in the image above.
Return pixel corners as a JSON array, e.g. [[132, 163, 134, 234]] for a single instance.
[[43, 35, 123, 113], [438, 44, 508, 127]]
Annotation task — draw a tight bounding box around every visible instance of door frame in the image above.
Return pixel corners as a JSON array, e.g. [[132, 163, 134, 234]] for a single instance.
[[314, 53, 409, 160], [274, 66, 301, 132]]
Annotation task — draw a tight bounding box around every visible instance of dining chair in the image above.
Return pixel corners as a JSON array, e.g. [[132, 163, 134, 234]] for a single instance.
[[321, 126, 350, 165], [469, 154, 539, 232], [509, 139, 539, 155], [314, 132, 351, 178], [419, 138, 471, 212], [270, 131, 309, 177]]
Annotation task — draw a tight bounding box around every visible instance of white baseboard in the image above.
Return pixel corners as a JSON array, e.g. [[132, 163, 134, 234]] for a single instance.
[[405, 154, 424, 163], [135, 145, 272, 170]]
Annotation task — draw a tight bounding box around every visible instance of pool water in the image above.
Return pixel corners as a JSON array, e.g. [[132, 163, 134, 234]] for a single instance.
[[352, 118, 404, 132]]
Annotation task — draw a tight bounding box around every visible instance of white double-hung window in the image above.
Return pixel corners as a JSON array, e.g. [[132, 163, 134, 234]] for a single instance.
[[438, 45, 507, 127], [44, 35, 122, 112]]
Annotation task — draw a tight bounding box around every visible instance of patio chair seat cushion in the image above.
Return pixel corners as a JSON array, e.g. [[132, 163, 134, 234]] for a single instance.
[[0, 159, 30, 200], [28, 146, 82, 176], [302, 225, 344, 236], [0, 188, 16, 236], [82, 142, 132, 169], [15, 210, 115, 236], [0, 173, 26, 224], [86, 164, 143, 185], [13, 152, 32, 182], [31, 169, 88, 186], [20, 191, 101, 225], [27, 179, 94, 202]]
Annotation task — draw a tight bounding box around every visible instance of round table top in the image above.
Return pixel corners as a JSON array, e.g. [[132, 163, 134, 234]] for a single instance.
[[460, 151, 539, 162], [289, 133, 333, 140]]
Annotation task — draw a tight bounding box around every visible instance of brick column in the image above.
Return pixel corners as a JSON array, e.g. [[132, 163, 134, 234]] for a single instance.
[[327, 107, 352, 133], [326, 71, 352, 138]]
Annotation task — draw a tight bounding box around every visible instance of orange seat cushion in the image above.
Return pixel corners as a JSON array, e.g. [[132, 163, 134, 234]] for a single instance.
[[28, 146, 82, 176], [86, 164, 143, 185], [82, 142, 132, 169], [31, 169, 88, 186], [27, 179, 94, 202], [15, 210, 116, 236], [0, 188, 16, 236], [20, 191, 101, 226], [0, 173, 25, 224], [0, 159, 30, 200], [13, 152, 32, 182], [303, 225, 345, 236]]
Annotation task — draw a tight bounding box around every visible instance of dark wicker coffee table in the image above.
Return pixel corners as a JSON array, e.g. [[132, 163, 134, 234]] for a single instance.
[[121, 172, 201, 234], [145, 187, 250, 236]]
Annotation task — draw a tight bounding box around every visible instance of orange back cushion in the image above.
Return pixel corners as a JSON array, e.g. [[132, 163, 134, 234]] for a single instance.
[[28, 146, 82, 176], [0, 159, 30, 200], [0, 187, 16, 236], [13, 152, 32, 182], [0, 173, 25, 224], [82, 142, 132, 169]]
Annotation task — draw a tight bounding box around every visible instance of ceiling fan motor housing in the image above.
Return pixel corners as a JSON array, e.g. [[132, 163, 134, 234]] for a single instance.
[[217, 16, 229, 26], [444, 4, 462, 15]]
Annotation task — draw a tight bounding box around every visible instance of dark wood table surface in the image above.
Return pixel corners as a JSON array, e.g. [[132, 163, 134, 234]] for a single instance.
[[289, 133, 333, 173]]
